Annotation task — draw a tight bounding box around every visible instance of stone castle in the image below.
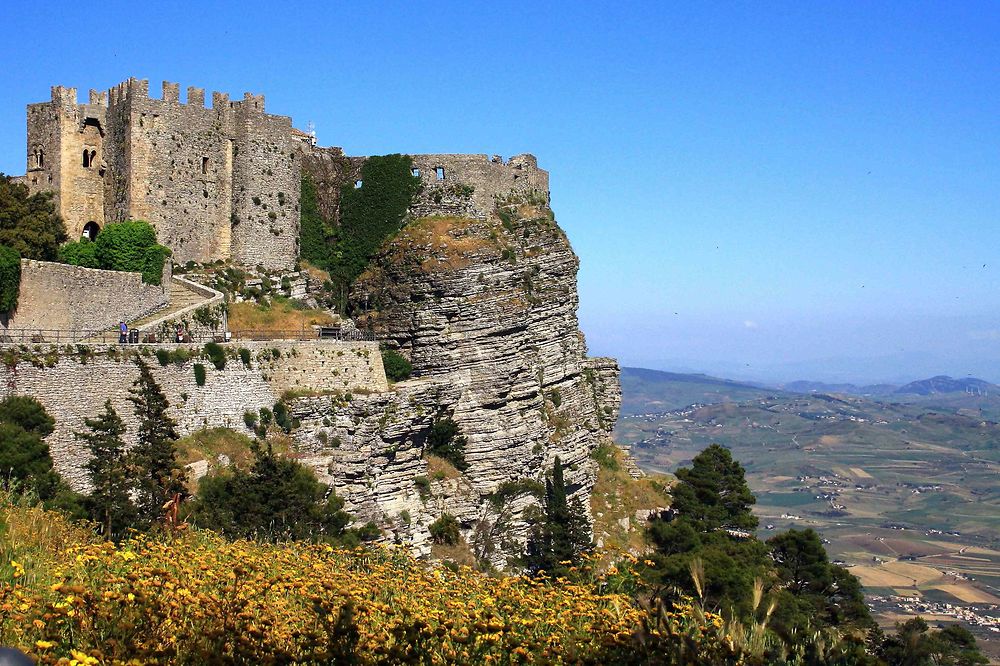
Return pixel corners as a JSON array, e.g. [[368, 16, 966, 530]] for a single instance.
[[18, 77, 551, 272]]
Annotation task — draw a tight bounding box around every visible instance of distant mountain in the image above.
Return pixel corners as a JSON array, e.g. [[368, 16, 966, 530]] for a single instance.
[[894, 375, 999, 396], [619, 367, 788, 415], [780, 380, 898, 396]]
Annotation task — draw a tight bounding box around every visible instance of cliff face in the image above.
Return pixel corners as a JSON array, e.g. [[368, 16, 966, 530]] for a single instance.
[[288, 196, 621, 564]]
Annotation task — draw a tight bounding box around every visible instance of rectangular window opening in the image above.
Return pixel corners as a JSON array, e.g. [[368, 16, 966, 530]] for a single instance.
[[411, 168, 421, 177], [354, 180, 363, 189], [435, 166, 445, 180]]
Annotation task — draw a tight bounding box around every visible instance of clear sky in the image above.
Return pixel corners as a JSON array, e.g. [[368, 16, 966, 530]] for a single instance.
[[2, 2, 998, 383]]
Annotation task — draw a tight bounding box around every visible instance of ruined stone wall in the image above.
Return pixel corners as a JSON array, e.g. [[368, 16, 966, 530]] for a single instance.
[[1, 259, 170, 335], [408, 154, 549, 219], [0, 339, 386, 489]]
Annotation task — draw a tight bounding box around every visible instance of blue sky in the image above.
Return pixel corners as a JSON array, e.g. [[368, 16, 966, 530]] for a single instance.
[[2, 2, 998, 383]]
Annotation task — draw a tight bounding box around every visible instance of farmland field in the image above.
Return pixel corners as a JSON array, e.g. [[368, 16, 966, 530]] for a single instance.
[[616, 367, 1000, 657]]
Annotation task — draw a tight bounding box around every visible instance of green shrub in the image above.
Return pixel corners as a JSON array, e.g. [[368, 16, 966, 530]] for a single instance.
[[95, 220, 157, 273], [259, 407, 273, 426], [238, 348, 252, 367], [425, 417, 469, 472], [204, 342, 226, 370], [0, 245, 21, 312], [140, 244, 171, 285], [273, 401, 293, 433], [381, 348, 412, 382], [548, 388, 562, 408], [591, 443, 620, 472], [429, 513, 460, 545], [155, 349, 171, 367], [193, 363, 206, 386], [58, 239, 99, 268], [243, 411, 258, 429], [413, 475, 431, 498]]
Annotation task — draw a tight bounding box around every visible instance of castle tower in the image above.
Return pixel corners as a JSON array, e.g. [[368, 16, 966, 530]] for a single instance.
[[24, 79, 300, 270], [25, 86, 108, 240]]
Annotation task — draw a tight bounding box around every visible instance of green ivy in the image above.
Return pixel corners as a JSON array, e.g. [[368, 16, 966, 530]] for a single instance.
[[193, 363, 206, 386], [58, 239, 100, 268]]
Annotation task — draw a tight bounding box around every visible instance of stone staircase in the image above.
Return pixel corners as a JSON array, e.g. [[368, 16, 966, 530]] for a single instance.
[[130, 280, 206, 328]]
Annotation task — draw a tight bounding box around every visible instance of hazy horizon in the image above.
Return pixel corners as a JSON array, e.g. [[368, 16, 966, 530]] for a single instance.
[[2, 2, 998, 378]]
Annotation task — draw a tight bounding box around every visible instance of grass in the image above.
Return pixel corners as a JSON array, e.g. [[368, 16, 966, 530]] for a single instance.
[[589, 443, 671, 557], [227, 296, 335, 334], [175, 427, 257, 470], [425, 454, 461, 481]]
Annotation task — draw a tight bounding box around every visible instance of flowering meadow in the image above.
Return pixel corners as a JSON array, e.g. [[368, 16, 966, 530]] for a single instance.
[[0, 497, 663, 665]]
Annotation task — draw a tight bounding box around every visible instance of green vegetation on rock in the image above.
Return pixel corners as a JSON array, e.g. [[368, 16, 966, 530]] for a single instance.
[[381, 348, 412, 382], [0, 244, 20, 312]]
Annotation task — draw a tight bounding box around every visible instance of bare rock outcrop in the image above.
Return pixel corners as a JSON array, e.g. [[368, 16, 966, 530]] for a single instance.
[[288, 197, 621, 565]]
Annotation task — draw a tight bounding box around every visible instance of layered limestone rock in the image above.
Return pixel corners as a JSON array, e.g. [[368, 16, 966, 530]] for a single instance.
[[287, 196, 621, 564]]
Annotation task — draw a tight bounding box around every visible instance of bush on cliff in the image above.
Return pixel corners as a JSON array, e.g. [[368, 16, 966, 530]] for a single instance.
[[425, 417, 468, 472], [190, 440, 359, 544], [0, 244, 20, 312], [381, 347, 412, 382], [0, 175, 67, 261]]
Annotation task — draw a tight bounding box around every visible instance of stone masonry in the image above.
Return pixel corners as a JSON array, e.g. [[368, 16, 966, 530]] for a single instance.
[[23, 79, 300, 270], [0, 340, 386, 489], [1, 259, 170, 335]]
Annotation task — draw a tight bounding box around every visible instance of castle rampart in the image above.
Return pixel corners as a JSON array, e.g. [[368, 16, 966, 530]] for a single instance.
[[1, 259, 170, 336], [0, 340, 387, 489]]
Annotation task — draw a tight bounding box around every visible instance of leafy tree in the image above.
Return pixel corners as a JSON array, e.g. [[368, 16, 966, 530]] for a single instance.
[[0, 245, 20, 312], [76, 400, 136, 539], [878, 617, 988, 666], [58, 238, 100, 268], [524, 456, 591, 576], [95, 220, 156, 271], [646, 445, 770, 615], [0, 176, 67, 260], [0, 396, 80, 510], [767, 528, 874, 641], [670, 444, 757, 533], [127, 359, 185, 527], [0, 395, 55, 436], [425, 417, 468, 472], [191, 441, 358, 543]]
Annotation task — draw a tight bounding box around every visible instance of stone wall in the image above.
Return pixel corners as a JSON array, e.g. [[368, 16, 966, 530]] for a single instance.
[[408, 154, 549, 219], [2, 259, 170, 336], [0, 340, 386, 489]]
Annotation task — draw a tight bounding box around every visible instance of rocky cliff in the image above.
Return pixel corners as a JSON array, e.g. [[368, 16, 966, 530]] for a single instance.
[[286, 194, 621, 565]]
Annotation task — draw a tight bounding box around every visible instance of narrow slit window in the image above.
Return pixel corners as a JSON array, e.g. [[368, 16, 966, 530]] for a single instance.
[[202, 156, 209, 174], [82, 149, 91, 168], [435, 166, 445, 180]]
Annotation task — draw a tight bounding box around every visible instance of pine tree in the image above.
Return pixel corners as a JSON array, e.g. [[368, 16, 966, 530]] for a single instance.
[[524, 456, 592, 576], [128, 359, 185, 527], [76, 400, 135, 539]]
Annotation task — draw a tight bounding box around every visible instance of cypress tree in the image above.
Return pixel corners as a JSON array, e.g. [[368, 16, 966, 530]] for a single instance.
[[128, 359, 185, 527], [524, 456, 592, 576], [76, 400, 135, 539]]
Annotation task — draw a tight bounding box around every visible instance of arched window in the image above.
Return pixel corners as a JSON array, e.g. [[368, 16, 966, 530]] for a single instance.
[[83, 149, 91, 168], [37, 148, 44, 168], [90, 150, 97, 167]]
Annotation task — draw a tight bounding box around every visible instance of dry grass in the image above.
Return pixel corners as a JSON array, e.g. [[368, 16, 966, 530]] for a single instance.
[[393, 216, 498, 272], [590, 443, 671, 557], [425, 454, 461, 481], [430, 539, 477, 568], [228, 298, 335, 333], [175, 427, 257, 469]]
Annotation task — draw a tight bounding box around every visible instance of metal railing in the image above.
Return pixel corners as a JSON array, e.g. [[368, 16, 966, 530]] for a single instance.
[[0, 327, 377, 345]]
